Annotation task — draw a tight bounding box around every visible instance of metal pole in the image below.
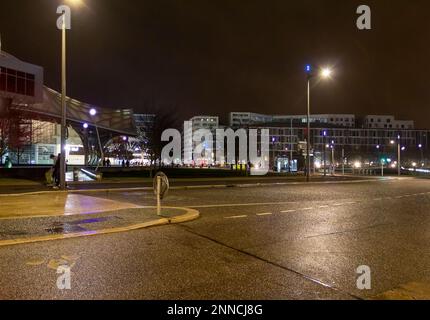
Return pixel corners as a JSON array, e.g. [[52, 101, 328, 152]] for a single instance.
[[60, 18, 67, 190], [398, 142, 401, 176], [95, 125, 104, 165], [381, 160, 384, 177], [421, 148, 424, 167], [157, 175, 161, 216], [323, 136, 326, 176], [331, 146, 334, 175], [290, 118, 293, 173], [306, 78, 311, 182], [342, 148, 345, 176]]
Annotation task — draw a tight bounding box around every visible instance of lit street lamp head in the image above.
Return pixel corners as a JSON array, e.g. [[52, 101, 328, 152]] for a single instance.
[[89, 108, 97, 116], [321, 67, 333, 79], [65, 0, 84, 7]]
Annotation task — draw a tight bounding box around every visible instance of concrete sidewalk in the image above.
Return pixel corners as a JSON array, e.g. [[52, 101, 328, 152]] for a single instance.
[[0, 191, 199, 246], [0, 206, 199, 247], [0, 193, 139, 218]]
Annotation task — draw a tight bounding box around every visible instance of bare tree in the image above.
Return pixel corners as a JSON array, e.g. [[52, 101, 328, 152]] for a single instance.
[[0, 111, 44, 165], [140, 102, 181, 168]]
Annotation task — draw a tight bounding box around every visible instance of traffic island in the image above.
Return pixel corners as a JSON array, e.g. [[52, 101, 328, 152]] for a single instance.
[[0, 206, 200, 247]]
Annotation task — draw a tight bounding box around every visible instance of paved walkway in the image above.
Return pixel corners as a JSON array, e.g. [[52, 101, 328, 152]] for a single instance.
[[0, 192, 199, 246], [0, 207, 196, 244], [0, 193, 139, 218]]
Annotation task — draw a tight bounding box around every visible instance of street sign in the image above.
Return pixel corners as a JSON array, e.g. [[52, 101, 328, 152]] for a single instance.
[[153, 172, 169, 200]]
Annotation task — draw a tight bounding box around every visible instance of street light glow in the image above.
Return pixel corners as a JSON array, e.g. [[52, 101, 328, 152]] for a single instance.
[[89, 108, 97, 116], [321, 67, 333, 79], [66, 0, 84, 7]]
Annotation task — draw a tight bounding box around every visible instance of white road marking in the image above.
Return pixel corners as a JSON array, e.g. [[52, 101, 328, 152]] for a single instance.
[[333, 203, 344, 207], [319, 205, 329, 209], [256, 212, 273, 216], [281, 210, 297, 213], [301, 207, 314, 211], [224, 215, 248, 219], [190, 201, 298, 209]]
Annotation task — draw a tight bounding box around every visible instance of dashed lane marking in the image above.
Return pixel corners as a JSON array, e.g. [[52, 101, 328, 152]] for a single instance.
[[219, 192, 430, 221], [224, 215, 248, 219]]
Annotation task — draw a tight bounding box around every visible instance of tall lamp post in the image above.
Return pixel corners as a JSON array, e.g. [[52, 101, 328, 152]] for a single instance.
[[418, 144, 424, 167], [323, 130, 327, 176], [391, 136, 403, 176], [330, 140, 335, 175], [58, 0, 84, 190], [59, 9, 67, 190], [377, 145, 384, 177], [305, 65, 333, 182]]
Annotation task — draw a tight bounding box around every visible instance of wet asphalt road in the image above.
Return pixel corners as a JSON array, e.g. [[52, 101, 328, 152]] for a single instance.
[[1, 177, 430, 300]]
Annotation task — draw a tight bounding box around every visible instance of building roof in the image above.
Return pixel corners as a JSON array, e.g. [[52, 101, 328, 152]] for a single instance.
[[13, 86, 137, 136]]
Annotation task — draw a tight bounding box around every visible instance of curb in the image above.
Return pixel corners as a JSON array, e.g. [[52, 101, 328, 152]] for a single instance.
[[0, 206, 200, 247]]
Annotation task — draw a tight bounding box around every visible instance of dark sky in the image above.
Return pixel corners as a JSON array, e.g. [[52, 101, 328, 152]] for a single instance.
[[1, 0, 430, 127]]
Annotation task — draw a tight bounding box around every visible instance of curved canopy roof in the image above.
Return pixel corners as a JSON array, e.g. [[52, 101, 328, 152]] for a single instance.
[[14, 86, 137, 136]]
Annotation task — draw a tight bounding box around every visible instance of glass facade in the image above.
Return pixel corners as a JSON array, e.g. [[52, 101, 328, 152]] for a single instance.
[[0, 67, 35, 97]]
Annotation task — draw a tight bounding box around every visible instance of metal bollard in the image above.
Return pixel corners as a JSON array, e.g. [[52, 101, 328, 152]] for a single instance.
[[157, 175, 161, 216]]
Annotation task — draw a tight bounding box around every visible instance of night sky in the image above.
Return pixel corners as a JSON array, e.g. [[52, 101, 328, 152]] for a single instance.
[[1, 0, 429, 127]]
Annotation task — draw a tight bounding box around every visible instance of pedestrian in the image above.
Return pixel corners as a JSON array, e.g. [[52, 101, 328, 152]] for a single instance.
[[4, 156, 12, 169], [103, 158, 106, 167], [106, 158, 111, 167], [126, 159, 130, 168], [52, 154, 61, 189], [122, 159, 126, 168]]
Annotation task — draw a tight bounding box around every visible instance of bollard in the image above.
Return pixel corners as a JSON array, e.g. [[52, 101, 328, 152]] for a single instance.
[[157, 175, 161, 216]]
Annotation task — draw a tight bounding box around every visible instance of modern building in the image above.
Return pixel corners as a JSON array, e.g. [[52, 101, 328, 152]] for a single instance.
[[0, 50, 136, 166], [181, 116, 222, 166], [190, 115, 219, 130], [252, 125, 429, 172], [227, 112, 425, 171], [229, 112, 355, 128], [363, 115, 414, 130]]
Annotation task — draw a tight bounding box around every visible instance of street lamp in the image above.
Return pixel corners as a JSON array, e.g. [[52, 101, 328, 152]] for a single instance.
[[391, 136, 402, 176], [89, 108, 104, 167], [418, 144, 424, 167], [323, 130, 327, 176], [376, 145, 384, 177], [58, 0, 84, 190], [330, 140, 335, 175], [305, 65, 333, 182]]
